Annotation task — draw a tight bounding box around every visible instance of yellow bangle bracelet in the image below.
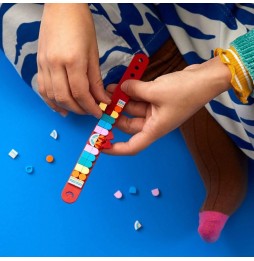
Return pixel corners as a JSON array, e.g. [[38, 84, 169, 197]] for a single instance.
[[214, 46, 253, 104]]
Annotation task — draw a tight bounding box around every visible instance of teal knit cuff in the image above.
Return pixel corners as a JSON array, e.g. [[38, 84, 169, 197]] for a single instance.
[[231, 30, 254, 82]]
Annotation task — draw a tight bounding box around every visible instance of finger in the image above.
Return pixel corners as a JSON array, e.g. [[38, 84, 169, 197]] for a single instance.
[[67, 64, 102, 118], [106, 84, 148, 117], [50, 66, 88, 115], [103, 130, 156, 156], [121, 79, 154, 102], [42, 67, 55, 101], [43, 92, 69, 117], [105, 84, 117, 100], [37, 66, 68, 116], [107, 83, 146, 102], [106, 84, 117, 94], [88, 57, 111, 104], [115, 115, 145, 134], [123, 100, 148, 117]]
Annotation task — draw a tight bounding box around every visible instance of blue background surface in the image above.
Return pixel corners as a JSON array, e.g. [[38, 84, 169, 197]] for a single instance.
[[1, 50, 254, 257]]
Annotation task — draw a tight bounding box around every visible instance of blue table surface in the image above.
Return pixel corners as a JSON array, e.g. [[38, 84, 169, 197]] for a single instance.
[[1, 50, 254, 257]]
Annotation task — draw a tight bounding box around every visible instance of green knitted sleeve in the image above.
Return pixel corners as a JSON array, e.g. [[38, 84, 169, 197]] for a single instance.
[[231, 30, 254, 81]]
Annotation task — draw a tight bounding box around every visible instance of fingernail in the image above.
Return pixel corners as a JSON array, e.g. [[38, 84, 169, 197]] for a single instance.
[[121, 81, 128, 91], [95, 113, 102, 119], [59, 111, 68, 117]]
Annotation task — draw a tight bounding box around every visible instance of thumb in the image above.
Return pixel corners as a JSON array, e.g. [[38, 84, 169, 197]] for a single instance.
[[88, 58, 111, 104], [121, 79, 153, 102]]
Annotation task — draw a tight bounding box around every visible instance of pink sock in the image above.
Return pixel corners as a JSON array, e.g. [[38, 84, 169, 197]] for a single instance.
[[198, 211, 229, 243]]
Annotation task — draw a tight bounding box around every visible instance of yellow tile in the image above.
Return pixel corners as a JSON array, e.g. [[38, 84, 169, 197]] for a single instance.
[[111, 111, 119, 119], [74, 163, 83, 172], [81, 166, 90, 175], [99, 102, 107, 111]]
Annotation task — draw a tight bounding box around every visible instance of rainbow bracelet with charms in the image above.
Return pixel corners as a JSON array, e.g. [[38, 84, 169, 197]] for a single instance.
[[61, 53, 149, 203]]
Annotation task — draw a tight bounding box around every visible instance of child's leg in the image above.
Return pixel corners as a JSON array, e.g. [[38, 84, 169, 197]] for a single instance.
[[179, 107, 248, 242], [142, 37, 248, 243]]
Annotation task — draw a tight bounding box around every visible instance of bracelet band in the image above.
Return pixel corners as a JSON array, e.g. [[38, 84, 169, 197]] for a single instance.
[[214, 46, 253, 104]]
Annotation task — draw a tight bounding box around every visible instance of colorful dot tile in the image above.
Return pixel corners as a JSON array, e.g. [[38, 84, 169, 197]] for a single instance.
[[89, 133, 99, 146], [81, 166, 90, 175], [78, 157, 92, 168], [129, 186, 137, 194], [114, 190, 123, 199], [71, 170, 79, 178], [84, 144, 99, 155], [134, 220, 142, 231], [78, 173, 87, 181], [80, 151, 96, 162], [74, 164, 89, 175], [110, 111, 119, 119], [151, 188, 160, 197], [25, 166, 34, 174], [94, 125, 109, 136], [117, 99, 126, 108], [50, 130, 58, 140], [8, 149, 18, 159], [46, 155, 54, 163], [114, 105, 122, 113], [101, 113, 115, 124], [99, 102, 107, 111], [97, 119, 112, 130], [68, 176, 84, 189], [74, 163, 83, 172]]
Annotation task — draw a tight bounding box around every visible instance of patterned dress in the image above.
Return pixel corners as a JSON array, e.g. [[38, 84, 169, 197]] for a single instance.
[[1, 3, 254, 159]]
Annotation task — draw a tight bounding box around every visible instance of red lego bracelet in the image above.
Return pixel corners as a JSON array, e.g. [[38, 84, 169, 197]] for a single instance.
[[61, 53, 149, 203]]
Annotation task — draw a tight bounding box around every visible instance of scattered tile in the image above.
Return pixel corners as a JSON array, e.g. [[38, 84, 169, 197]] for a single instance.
[[50, 130, 58, 140], [46, 155, 54, 163], [134, 220, 142, 231], [114, 190, 123, 199], [25, 165, 34, 174], [8, 149, 18, 159], [129, 186, 137, 194], [151, 188, 160, 197]]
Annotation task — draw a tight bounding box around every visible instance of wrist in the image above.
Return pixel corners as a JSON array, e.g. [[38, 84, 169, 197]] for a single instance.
[[203, 56, 232, 95], [180, 57, 232, 107]]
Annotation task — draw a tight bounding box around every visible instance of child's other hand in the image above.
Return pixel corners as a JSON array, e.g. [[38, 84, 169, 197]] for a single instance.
[[104, 57, 231, 155], [37, 4, 110, 118]]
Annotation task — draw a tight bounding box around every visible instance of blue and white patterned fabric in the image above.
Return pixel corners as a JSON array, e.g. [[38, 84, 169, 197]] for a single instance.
[[1, 3, 254, 159]]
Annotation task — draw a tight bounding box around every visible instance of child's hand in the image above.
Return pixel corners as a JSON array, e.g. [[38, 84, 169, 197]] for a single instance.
[[37, 4, 110, 117], [104, 57, 231, 155]]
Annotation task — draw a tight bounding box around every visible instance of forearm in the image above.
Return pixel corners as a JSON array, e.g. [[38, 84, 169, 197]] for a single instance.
[[42, 3, 93, 33], [201, 56, 232, 101], [180, 56, 232, 112], [44, 3, 89, 12]]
